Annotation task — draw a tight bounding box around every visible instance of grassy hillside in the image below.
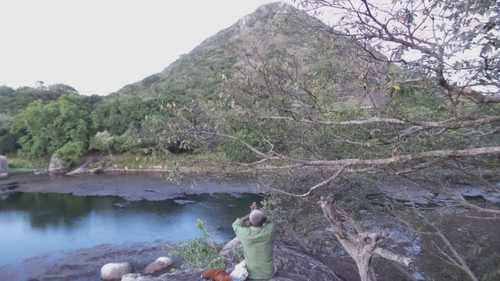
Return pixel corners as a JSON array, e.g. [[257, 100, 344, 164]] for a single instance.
[[110, 2, 384, 108]]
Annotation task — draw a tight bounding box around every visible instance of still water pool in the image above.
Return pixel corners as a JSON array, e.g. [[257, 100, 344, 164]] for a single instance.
[[0, 191, 261, 266]]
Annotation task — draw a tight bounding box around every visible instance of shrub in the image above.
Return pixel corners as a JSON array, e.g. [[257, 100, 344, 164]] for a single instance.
[[55, 141, 85, 168], [162, 220, 225, 269], [89, 131, 115, 152]]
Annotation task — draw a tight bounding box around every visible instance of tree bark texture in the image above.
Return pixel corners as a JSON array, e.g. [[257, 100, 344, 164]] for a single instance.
[[319, 199, 412, 281]]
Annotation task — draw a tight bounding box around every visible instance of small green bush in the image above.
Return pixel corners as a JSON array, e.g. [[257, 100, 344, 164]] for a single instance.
[[162, 220, 225, 269], [55, 141, 85, 168]]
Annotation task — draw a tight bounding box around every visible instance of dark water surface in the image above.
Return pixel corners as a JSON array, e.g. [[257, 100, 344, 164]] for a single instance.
[[0, 174, 261, 267]]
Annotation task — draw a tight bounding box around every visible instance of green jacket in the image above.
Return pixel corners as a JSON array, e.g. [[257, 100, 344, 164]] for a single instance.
[[232, 218, 275, 279]]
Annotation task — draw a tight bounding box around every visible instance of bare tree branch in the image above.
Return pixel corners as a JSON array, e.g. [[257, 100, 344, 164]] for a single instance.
[[265, 165, 347, 198], [200, 126, 500, 174], [429, 223, 480, 281], [373, 247, 413, 266], [396, 156, 452, 174], [275, 146, 500, 168], [257, 114, 500, 129], [456, 194, 500, 215]]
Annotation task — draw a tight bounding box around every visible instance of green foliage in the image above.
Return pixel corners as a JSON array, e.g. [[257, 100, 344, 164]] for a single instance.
[[0, 128, 19, 154], [12, 93, 95, 159], [55, 141, 85, 168], [89, 131, 115, 153], [0, 85, 79, 154], [151, 47, 236, 105], [162, 220, 225, 269], [137, 115, 170, 151], [90, 97, 155, 135], [387, 88, 447, 121], [89, 130, 136, 154], [113, 130, 137, 153], [219, 128, 268, 163], [0, 86, 65, 116]]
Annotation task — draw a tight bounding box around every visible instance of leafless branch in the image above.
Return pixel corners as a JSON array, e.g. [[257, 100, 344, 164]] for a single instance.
[[257, 114, 500, 129], [455, 194, 500, 215], [397, 156, 452, 174], [429, 222, 480, 281], [265, 165, 347, 198], [275, 146, 500, 168]]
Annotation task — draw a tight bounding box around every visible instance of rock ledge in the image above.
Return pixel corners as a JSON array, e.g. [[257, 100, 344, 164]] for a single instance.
[[122, 238, 342, 281]]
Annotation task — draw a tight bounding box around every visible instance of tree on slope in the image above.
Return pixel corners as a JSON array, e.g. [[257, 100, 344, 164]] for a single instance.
[[186, 1, 499, 280]]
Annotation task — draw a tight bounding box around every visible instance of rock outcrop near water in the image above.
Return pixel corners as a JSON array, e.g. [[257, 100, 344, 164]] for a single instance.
[[66, 156, 103, 175], [0, 155, 7, 178], [48, 153, 65, 174], [144, 257, 174, 275], [122, 238, 342, 281]]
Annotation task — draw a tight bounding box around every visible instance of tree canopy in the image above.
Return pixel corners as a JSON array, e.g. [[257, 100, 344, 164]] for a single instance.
[[179, 1, 499, 280], [10, 93, 94, 163]]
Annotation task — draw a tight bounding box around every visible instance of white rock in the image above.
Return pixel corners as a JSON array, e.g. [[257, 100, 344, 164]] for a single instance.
[[143, 257, 173, 275], [101, 262, 132, 280]]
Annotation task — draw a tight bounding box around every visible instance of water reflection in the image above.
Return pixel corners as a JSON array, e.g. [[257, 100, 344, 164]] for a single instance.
[[1, 193, 118, 228], [0, 192, 261, 266]]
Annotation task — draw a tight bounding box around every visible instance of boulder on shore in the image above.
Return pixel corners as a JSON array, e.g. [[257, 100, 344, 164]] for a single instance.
[[48, 153, 65, 174], [66, 166, 104, 175], [101, 262, 132, 280], [0, 155, 7, 178], [144, 257, 173, 275], [66, 156, 102, 175]]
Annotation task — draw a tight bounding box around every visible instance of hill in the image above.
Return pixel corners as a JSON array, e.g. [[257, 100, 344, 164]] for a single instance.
[[110, 2, 385, 107]]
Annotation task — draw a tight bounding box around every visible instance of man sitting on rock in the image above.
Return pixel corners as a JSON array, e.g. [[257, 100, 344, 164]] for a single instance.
[[232, 202, 275, 280]]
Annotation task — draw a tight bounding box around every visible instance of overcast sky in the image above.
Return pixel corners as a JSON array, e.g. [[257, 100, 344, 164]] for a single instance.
[[0, 0, 291, 95]]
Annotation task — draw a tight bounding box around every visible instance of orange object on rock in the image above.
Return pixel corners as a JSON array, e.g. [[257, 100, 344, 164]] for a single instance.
[[201, 268, 234, 281]]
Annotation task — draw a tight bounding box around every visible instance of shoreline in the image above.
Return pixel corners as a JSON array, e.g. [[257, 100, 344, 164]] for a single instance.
[[0, 240, 170, 281], [1, 170, 262, 201]]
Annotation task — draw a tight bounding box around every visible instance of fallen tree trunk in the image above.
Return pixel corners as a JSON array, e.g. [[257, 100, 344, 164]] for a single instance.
[[319, 198, 412, 281]]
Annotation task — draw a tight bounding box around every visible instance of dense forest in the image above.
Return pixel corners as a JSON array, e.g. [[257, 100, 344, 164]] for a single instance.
[[0, 84, 173, 164], [1, 1, 499, 280]]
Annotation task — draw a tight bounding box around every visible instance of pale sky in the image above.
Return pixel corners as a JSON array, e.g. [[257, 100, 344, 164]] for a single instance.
[[0, 0, 291, 95]]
